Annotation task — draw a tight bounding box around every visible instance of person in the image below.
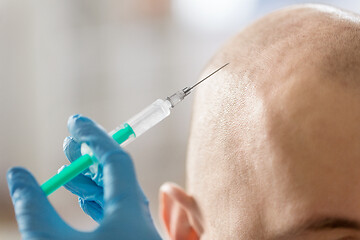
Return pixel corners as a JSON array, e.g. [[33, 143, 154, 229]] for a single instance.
[[7, 4, 360, 239]]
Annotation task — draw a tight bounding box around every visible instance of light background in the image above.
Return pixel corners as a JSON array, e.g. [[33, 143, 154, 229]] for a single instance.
[[1, 0, 360, 239]]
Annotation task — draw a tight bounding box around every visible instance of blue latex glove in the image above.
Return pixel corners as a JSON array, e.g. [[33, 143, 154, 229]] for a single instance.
[[62, 136, 105, 222], [7, 114, 162, 240]]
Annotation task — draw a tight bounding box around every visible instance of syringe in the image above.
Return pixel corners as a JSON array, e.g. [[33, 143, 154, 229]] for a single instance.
[[41, 63, 229, 195]]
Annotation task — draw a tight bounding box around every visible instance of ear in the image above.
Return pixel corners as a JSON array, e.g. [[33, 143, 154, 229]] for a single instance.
[[159, 182, 203, 240]]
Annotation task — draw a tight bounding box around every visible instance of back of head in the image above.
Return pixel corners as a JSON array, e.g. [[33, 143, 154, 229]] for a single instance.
[[187, 4, 360, 239]]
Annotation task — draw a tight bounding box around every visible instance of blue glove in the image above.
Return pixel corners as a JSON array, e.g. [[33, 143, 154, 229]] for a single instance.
[[7, 114, 162, 240], [62, 136, 105, 222]]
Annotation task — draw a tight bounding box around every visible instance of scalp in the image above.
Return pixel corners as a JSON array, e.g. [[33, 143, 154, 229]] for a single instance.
[[187, 3, 360, 190], [186, 4, 360, 239]]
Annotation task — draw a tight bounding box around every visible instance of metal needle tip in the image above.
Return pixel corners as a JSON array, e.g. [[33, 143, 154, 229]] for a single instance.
[[185, 63, 229, 93]]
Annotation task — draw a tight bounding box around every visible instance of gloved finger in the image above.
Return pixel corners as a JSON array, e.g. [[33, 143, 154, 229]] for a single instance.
[[67, 115, 119, 160], [7, 167, 74, 237], [67, 115, 141, 209], [79, 198, 104, 223], [63, 136, 82, 163], [63, 137, 104, 186], [62, 163, 105, 222], [62, 166, 104, 207]]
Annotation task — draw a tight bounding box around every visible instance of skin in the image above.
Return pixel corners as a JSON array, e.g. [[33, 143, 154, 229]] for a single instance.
[[160, 4, 360, 240]]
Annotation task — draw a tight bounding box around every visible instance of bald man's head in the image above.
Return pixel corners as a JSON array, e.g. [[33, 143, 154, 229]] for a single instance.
[[185, 4, 360, 239]]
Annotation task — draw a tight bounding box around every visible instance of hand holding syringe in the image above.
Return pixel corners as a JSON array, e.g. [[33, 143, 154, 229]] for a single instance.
[[41, 63, 229, 195]]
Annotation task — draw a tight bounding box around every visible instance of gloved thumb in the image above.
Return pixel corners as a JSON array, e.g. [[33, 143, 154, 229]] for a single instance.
[[7, 167, 73, 238]]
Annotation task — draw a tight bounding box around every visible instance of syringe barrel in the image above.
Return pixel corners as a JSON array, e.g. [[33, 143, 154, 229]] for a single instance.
[[82, 99, 171, 158], [125, 99, 171, 138]]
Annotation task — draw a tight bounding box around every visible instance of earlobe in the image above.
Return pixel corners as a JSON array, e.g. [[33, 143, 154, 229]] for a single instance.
[[159, 183, 203, 240]]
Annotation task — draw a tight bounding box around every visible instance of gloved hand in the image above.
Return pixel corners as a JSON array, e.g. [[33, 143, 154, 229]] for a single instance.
[[7, 114, 162, 240]]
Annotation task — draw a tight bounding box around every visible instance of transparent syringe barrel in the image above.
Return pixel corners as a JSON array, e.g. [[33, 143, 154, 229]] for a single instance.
[[82, 99, 172, 157], [126, 99, 171, 137]]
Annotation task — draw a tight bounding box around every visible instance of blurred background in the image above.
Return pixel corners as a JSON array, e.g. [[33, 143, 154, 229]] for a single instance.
[[1, 0, 360, 239]]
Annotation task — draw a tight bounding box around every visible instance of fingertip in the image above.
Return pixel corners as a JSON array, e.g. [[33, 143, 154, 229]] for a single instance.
[[67, 114, 80, 130], [67, 114, 93, 132], [7, 167, 25, 181], [160, 182, 181, 194], [67, 115, 109, 144], [6, 167, 35, 188], [63, 136, 82, 162], [159, 182, 173, 192], [63, 136, 73, 151], [159, 182, 195, 208], [67, 114, 82, 124], [6, 167, 43, 205]]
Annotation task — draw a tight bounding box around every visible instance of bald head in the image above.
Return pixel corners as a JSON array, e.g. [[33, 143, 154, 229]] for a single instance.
[[187, 5, 360, 239]]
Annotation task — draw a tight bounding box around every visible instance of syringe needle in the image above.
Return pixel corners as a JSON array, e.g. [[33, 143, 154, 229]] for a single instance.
[[167, 63, 230, 108], [185, 63, 229, 93]]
